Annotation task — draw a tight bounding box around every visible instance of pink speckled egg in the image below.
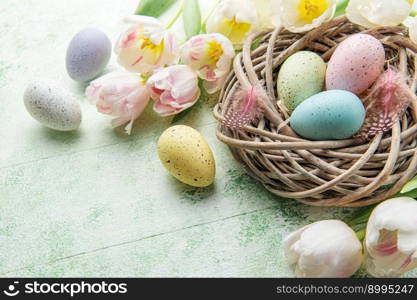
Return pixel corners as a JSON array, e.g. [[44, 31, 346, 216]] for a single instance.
[[326, 34, 385, 95]]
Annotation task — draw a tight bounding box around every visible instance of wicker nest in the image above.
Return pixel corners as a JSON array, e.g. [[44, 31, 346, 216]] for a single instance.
[[214, 16, 417, 207]]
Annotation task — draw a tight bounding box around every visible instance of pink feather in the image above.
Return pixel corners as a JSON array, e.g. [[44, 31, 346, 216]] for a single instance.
[[223, 85, 266, 129], [357, 68, 413, 139]]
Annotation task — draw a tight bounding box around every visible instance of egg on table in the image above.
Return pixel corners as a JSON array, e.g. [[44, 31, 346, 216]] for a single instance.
[[66, 28, 111, 82], [24, 81, 82, 131], [290, 90, 365, 141], [278, 51, 327, 111], [326, 34, 385, 95], [158, 125, 216, 187]]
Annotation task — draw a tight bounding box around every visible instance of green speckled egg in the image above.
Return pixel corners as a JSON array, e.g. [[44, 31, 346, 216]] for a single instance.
[[290, 90, 365, 141], [158, 125, 216, 187], [278, 51, 326, 111]]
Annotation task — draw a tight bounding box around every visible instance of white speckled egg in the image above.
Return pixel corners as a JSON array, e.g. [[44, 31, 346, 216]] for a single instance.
[[158, 125, 216, 187], [24, 81, 82, 131], [326, 34, 385, 95], [66, 28, 111, 82], [290, 90, 365, 141], [278, 51, 326, 111]]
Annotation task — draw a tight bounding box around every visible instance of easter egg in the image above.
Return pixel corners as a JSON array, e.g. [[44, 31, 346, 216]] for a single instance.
[[66, 28, 111, 82], [326, 34, 385, 95], [24, 81, 82, 131], [290, 90, 365, 141], [278, 51, 326, 111], [158, 125, 215, 187]]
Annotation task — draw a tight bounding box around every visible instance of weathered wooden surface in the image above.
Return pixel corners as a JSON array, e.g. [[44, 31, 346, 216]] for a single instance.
[[0, 0, 415, 277]]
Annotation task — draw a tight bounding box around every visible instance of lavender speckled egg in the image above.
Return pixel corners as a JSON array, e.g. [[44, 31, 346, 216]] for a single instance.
[[66, 28, 111, 82], [24, 81, 82, 131], [326, 34, 385, 95]]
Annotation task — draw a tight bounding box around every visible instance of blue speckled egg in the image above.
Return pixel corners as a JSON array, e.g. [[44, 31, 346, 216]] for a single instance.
[[66, 28, 111, 82], [290, 90, 365, 140]]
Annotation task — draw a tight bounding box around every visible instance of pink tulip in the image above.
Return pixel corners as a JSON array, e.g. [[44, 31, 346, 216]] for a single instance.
[[85, 71, 150, 134], [147, 65, 201, 116]]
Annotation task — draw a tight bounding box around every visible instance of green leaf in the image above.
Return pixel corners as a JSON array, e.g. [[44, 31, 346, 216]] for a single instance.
[[251, 35, 264, 51], [400, 175, 417, 194], [335, 0, 349, 17], [348, 205, 375, 227], [399, 189, 417, 199], [135, 0, 178, 17], [201, 0, 221, 34], [183, 0, 202, 39]]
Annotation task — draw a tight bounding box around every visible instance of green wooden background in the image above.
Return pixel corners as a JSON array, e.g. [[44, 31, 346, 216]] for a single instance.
[[0, 0, 415, 277]]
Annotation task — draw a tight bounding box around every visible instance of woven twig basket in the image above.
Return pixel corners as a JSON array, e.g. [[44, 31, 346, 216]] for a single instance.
[[214, 16, 417, 207]]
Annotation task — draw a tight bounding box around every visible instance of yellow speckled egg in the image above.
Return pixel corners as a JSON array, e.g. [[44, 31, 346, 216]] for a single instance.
[[158, 125, 216, 187]]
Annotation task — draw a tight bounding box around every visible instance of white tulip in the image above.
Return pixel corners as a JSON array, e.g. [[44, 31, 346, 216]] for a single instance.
[[280, 0, 338, 33], [250, 0, 282, 29], [114, 16, 179, 75], [206, 0, 258, 47], [347, 0, 413, 28], [181, 33, 235, 94], [408, 17, 417, 44], [365, 197, 417, 278], [283, 220, 363, 278]]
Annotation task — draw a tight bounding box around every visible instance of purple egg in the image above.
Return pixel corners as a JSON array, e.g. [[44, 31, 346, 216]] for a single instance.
[[66, 28, 111, 82], [326, 34, 385, 95]]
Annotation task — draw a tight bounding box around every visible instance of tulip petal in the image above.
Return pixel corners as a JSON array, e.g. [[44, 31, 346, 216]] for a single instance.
[[250, 0, 282, 29], [147, 65, 201, 116], [409, 17, 417, 44], [115, 16, 179, 74], [365, 197, 417, 277], [347, 0, 412, 28], [181, 33, 235, 94], [283, 220, 363, 278], [346, 0, 379, 28], [206, 0, 257, 47], [85, 71, 150, 135], [280, 0, 337, 33], [360, 0, 411, 27], [204, 76, 224, 94]]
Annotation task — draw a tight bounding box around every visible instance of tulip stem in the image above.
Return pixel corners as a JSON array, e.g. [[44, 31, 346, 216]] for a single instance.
[[201, 0, 222, 33], [356, 228, 366, 241], [166, 2, 184, 29]]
